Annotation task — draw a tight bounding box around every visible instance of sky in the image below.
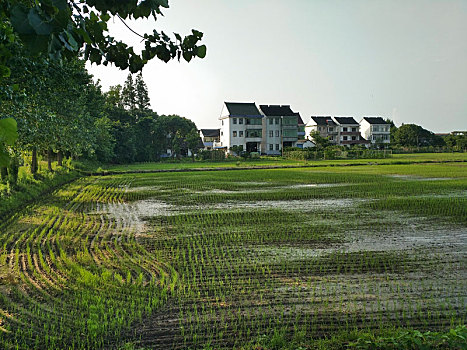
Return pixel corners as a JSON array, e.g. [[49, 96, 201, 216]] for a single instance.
[[87, 0, 467, 133]]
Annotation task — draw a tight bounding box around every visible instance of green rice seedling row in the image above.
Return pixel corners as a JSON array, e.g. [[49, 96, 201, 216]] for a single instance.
[[0, 161, 465, 349]]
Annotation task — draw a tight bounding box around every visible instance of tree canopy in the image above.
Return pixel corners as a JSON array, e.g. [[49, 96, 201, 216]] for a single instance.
[[1, 0, 206, 75], [393, 124, 444, 147]]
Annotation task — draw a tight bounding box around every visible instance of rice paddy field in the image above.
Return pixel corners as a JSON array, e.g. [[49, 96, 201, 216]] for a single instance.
[[0, 159, 466, 349]]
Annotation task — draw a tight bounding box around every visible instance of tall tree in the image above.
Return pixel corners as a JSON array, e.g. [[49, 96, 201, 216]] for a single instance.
[[122, 74, 137, 111], [135, 72, 151, 112]]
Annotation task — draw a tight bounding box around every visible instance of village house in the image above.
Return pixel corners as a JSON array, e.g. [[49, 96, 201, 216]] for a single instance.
[[305, 116, 339, 144], [359, 117, 391, 145], [258, 105, 301, 155], [219, 102, 264, 153], [218, 102, 302, 154], [333, 116, 368, 146], [199, 129, 221, 150]]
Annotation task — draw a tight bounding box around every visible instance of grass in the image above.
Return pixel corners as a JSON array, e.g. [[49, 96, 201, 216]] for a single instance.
[[0, 160, 465, 349], [102, 152, 467, 172]]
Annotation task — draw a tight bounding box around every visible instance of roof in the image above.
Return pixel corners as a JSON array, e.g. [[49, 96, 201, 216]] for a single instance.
[[200, 129, 220, 137], [295, 113, 305, 125], [362, 117, 390, 124], [309, 116, 336, 126], [334, 117, 358, 125], [225, 102, 261, 117], [259, 105, 296, 116]]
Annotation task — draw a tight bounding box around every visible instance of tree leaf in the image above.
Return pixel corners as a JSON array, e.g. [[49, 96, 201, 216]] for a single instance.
[[51, 0, 68, 11], [0, 118, 19, 145], [21, 34, 50, 54], [154, 0, 169, 8], [0, 148, 11, 168], [28, 8, 54, 35], [196, 45, 206, 58], [0, 65, 11, 78], [10, 5, 34, 35]]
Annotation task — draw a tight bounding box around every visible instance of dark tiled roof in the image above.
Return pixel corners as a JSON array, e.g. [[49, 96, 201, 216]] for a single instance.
[[225, 102, 261, 116], [334, 117, 358, 125], [295, 113, 305, 125], [310, 116, 335, 126], [200, 129, 220, 137], [362, 117, 389, 124], [259, 105, 296, 116]]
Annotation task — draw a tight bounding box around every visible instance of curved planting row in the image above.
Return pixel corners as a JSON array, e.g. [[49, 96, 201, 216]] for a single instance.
[[1, 166, 466, 349]]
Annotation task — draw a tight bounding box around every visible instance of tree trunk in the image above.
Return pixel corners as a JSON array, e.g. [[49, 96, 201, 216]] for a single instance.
[[8, 155, 19, 187], [57, 150, 63, 167], [31, 147, 38, 175], [0, 167, 8, 184], [47, 148, 53, 172]]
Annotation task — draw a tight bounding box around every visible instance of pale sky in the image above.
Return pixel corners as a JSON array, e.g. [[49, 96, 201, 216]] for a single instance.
[[87, 0, 467, 133]]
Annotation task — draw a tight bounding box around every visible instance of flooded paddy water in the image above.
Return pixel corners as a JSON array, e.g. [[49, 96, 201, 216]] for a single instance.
[[1, 164, 465, 349]]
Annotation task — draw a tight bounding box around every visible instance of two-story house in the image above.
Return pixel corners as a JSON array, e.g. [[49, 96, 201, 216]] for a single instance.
[[360, 117, 391, 145]]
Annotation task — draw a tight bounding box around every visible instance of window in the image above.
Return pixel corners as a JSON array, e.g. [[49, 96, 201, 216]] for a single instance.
[[269, 118, 273, 125], [343, 136, 348, 141], [269, 144, 273, 150], [233, 118, 237, 124], [221, 131, 223, 136], [239, 118, 243, 124], [246, 129, 262, 138], [275, 130, 279, 137], [352, 127, 357, 132], [352, 136, 356, 141], [342, 127, 347, 132], [275, 118, 280, 124], [276, 144, 280, 150], [328, 127, 334, 132], [222, 120, 224, 125], [329, 136, 334, 140], [283, 117, 296, 125], [283, 129, 297, 137], [233, 131, 237, 137], [246, 118, 262, 125], [269, 130, 274, 137], [239, 131, 244, 137]]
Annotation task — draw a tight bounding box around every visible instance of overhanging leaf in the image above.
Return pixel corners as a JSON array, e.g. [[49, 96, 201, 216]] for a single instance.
[[10, 5, 34, 35], [0, 118, 18, 145], [28, 8, 54, 35], [0, 148, 11, 167], [196, 45, 206, 58]]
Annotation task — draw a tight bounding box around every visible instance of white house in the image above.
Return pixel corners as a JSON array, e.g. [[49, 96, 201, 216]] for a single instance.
[[199, 129, 221, 150], [359, 117, 391, 145], [333, 116, 369, 146], [219, 102, 264, 153], [305, 116, 339, 144]]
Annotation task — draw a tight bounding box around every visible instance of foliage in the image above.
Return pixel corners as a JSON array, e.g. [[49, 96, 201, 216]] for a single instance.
[[1, 0, 206, 74], [394, 124, 445, 147], [443, 133, 467, 151], [0, 117, 18, 166], [349, 325, 467, 349], [309, 130, 331, 148], [198, 149, 226, 161], [135, 72, 151, 112]]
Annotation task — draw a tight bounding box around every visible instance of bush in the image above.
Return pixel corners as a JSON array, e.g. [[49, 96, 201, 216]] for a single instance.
[[198, 150, 226, 161]]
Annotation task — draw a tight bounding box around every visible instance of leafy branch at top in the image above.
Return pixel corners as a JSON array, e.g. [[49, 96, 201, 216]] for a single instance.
[[1, 0, 206, 73]]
